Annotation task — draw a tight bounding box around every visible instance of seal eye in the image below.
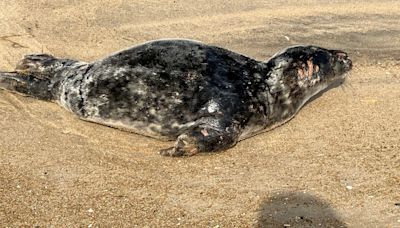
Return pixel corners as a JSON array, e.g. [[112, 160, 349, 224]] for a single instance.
[[335, 52, 347, 61]]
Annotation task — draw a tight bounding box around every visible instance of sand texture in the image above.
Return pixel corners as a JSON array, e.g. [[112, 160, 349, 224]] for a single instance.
[[0, 0, 399, 227]]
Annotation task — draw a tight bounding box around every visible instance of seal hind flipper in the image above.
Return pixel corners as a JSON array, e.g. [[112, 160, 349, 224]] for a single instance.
[[15, 54, 58, 74], [0, 71, 54, 100], [0, 72, 25, 91], [1, 54, 82, 101]]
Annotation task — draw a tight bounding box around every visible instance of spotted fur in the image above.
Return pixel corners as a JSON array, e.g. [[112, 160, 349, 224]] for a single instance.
[[0, 39, 352, 156]]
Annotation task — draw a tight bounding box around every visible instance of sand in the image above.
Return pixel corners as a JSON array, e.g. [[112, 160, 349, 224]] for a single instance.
[[0, 0, 399, 227]]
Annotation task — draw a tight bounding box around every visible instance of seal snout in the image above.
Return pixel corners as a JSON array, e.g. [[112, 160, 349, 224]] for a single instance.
[[345, 58, 352, 70], [334, 51, 352, 71]]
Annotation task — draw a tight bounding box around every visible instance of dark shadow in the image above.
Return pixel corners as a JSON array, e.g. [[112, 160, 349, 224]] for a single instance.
[[257, 191, 347, 228]]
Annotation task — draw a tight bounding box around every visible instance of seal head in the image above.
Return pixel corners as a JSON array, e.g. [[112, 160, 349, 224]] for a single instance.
[[264, 45, 352, 123]]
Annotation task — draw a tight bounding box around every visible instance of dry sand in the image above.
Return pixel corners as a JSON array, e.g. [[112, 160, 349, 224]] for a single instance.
[[0, 0, 399, 227]]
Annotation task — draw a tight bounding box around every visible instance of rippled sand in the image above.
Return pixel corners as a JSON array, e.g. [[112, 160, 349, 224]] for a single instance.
[[0, 0, 399, 226]]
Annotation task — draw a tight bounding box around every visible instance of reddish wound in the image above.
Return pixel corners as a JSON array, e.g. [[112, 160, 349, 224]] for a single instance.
[[298, 68, 306, 79], [201, 129, 209, 137], [307, 59, 313, 79]]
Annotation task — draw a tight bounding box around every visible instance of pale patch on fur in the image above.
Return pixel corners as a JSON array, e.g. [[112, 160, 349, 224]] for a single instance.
[[171, 121, 196, 129], [57, 62, 89, 113], [207, 100, 219, 113], [148, 108, 157, 116], [127, 79, 148, 95], [266, 57, 290, 94], [113, 67, 128, 77]]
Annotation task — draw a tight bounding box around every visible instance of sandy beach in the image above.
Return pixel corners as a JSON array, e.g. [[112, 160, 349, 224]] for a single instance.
[[0, 0, 399, 226]]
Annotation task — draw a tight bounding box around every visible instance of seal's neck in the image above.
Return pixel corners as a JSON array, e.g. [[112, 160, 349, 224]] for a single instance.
[[263, 64, 329, 125]]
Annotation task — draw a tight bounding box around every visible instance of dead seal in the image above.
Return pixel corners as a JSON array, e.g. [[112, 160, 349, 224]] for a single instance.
[[0, 39, 352, 156]]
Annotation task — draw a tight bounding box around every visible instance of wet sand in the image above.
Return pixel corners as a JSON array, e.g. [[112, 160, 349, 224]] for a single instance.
[[0, 0, 399, 227]]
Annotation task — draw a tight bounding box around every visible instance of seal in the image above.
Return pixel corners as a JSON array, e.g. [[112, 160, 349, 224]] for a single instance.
[[0, 39, 352, 156]]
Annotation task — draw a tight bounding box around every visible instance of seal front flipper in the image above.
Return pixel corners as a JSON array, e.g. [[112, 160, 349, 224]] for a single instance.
[[159, 121, 240, 157]]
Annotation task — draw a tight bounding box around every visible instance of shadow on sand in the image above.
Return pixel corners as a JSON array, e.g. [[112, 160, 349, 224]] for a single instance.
[[257, 191, 347, 228]]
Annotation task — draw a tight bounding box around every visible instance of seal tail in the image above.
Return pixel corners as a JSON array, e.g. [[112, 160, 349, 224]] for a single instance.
[[0, 71, 53, 100]]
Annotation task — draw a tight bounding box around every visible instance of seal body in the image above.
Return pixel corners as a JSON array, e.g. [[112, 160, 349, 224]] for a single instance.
[[0, 39, 352, 156]]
